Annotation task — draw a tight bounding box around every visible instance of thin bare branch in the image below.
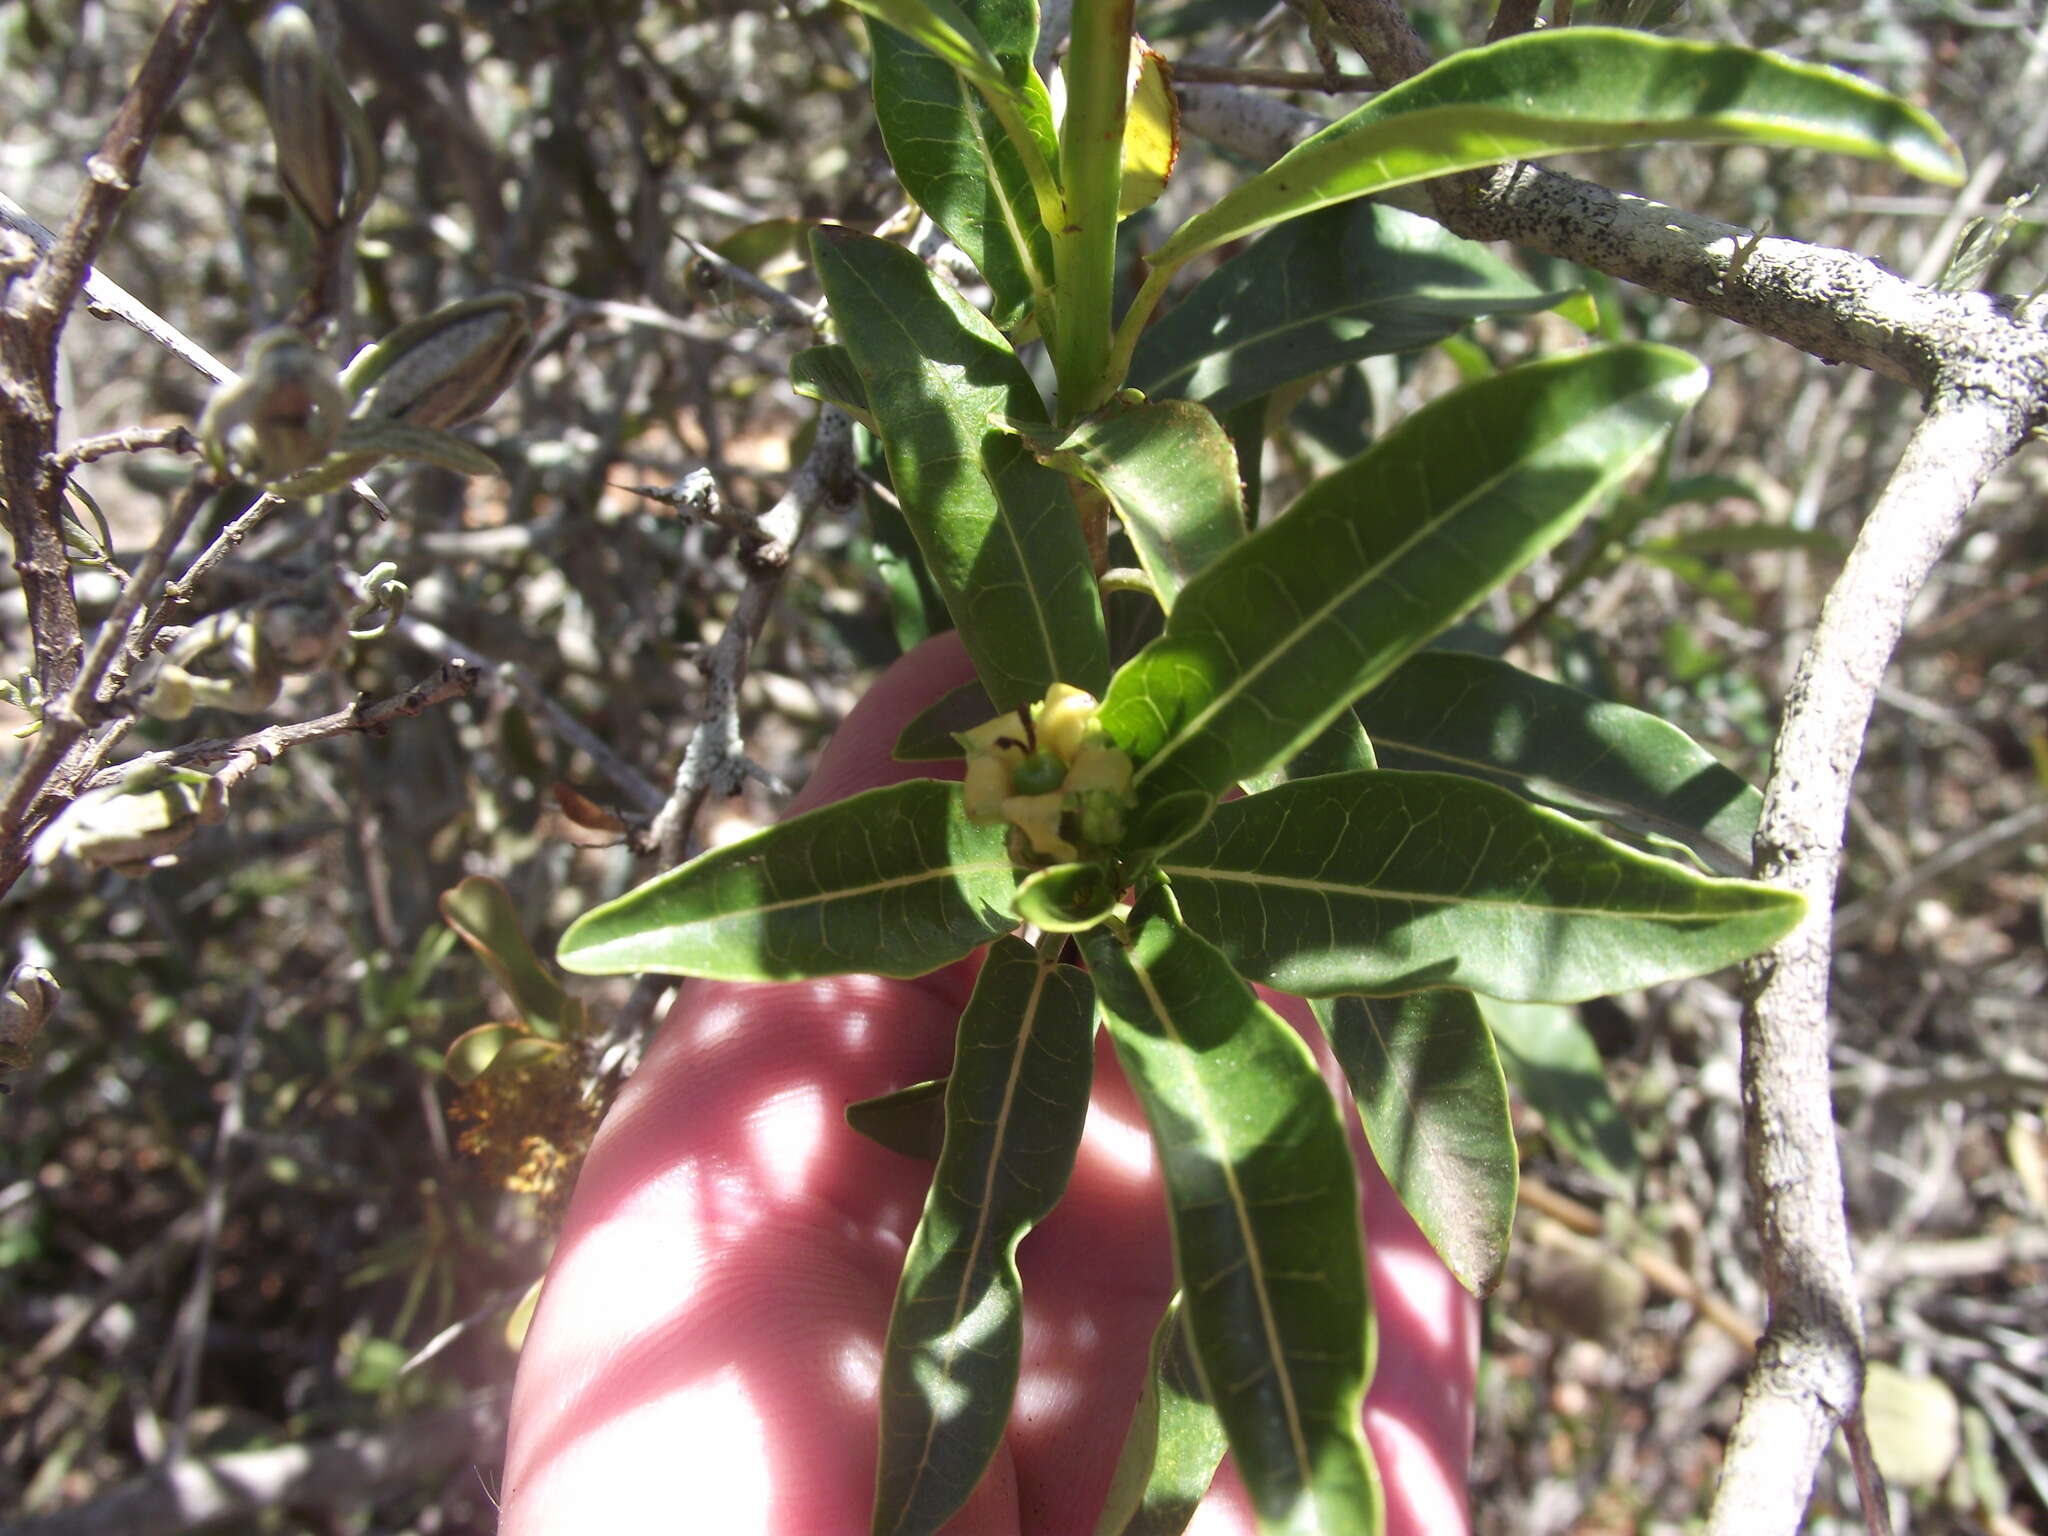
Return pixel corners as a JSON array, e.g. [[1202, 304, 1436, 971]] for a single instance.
[[0, 474, 220, 882], [91, 660, 483, 792], [0, 192, 233, 382], [47, 424, 200, 478], [644, 405, 855, 860]]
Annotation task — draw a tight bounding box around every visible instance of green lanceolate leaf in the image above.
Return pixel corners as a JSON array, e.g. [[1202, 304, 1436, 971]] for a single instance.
[[1479, 997, 1640, 1193], [1028, 396, 1244, 611], [1129, 202, 1573, 412], [1149, 27, 1960, 284], [867, 0, 1058, 328], [874, 938, 1095, 1536], [1162, 770, 1802, 1004], [791, 343, 876, 431], [1100, 346, 1704, 809], [1357, 651, 1762, 875], [1094, 1297, 1229, 1536], [1083, 890, 1379, 1536], [815, 229, 1108, 709], [846, 1077, 951, 1162], [1312, 992, 1516, 1296], [556, 780, 1017, 980]]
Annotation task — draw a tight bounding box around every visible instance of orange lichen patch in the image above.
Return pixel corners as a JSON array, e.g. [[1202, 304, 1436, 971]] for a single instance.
[[449, 1036, 601, 1217]]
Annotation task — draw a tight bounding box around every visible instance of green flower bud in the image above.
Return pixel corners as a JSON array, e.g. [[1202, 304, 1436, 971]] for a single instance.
[[197, 329, 348, 482], [259, 2, 380, 234], [260, 1, 380, 236]]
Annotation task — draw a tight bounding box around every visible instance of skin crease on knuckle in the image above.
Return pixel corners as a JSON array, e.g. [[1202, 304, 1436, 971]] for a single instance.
[[499, 633, 1477, 1535]]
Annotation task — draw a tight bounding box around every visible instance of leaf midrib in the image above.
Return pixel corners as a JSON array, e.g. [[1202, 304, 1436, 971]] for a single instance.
[[687, 855, 1014, 923], [1157, 859, 1773, 922]]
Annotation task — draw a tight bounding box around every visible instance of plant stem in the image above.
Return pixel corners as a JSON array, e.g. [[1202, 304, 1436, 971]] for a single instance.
[[1051, 0, 1133, 419]]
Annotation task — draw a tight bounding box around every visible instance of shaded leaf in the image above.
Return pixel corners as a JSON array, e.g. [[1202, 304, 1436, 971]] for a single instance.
[[1357, 650, 1762, 875], [874, 938, 1095, 1534], [846, 1077, 951, 1162], [1479, 997, 1639, 1192], [556, 780, 1018, 980], [440, 875, 578, 1040], [1130, 202, 1572, 411], [895, 677, 994, 762], [1162, 770, 1802, 1004], [815, 228, 1108, 710], [1639, 523, 1846, 559], [1094, 1297, 1228, 1536], [791, 344, 876, 432], [867, 0, 1057, 326], [1313, 992, 1516, 1296], [1026, 396, 1244, 609], [1082, 890, 1379, 1535], [1013, 861, 1120, 931], [1245, 711, 1378, 797], [1101, 346, 1705, 809]]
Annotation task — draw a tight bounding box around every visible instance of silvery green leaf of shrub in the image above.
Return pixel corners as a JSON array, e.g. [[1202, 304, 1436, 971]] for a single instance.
[[1025, 396, 1244, 611], [1100, 346, 1705, 811], [873, 937, 1094, 1535], [1145, 28, 1962, 281], [845, 1077, 950, 1162], [1312, 992, 1517, 1297], [1161, 770, 1801, 1004], [866, 0, 1056, 328], [1093, 1297, 1228, 1536], [1083, 889, 1379, 1536], [1130, 202, 1575, 412], [556, 780, 1017, 980], [814, 228, 1108, 710], [1479, 997, 1640, 1194], [1356, 651, 1762, 875], [790, 344, 876, 432]]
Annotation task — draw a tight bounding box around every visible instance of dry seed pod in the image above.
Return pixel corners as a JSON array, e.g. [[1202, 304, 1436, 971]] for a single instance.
[[342, 294, 533, 430], [259, 1, 380, 234], [197, 329, 349, 481]]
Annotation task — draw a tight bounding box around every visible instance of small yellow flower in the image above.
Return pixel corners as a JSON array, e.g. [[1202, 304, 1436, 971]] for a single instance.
[[956, 686, 1135, 866]]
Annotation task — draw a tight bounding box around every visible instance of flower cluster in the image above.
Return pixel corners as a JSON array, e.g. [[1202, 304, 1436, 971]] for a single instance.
[[959, 684, 1135, 866]]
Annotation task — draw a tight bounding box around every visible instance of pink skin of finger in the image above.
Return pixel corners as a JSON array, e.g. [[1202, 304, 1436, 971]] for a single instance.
[[501, 634, 1478, 1535]]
